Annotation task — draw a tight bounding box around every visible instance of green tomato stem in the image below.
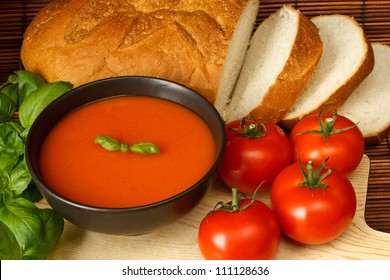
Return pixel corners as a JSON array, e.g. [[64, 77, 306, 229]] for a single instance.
[[323, 118, 334, 135], [230, 116, 267, 139], [231, 187, 240, 212], [297, 110, 358, 145], [206, 185, 262, 219], [298, 159, 331, 195], [306, 161, 314, 185]]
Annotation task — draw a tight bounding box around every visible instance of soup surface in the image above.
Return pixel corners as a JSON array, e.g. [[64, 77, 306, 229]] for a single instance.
[[39, 96, 216, 208]]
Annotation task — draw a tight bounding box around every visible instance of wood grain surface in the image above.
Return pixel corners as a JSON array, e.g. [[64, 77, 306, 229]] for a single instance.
[[36, 155, 390, 260]]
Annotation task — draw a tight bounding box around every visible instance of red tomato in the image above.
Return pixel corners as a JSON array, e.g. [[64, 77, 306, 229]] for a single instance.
[[218, 117, 291, 193], [270, 160, 356, 245], [289, 112, 364, 175], [198, 190, 280, 260]]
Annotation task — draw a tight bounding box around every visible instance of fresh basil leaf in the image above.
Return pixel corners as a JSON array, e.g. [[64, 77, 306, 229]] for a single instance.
[[0, 220, 21, 260], [0, 169, 12, 205], [94, 135, 123, 151], [0, 113, 10, 124], [19, 81, 73, 129], [0, 70, 66, 260], [18, 182, 43, 203], [40, 208, 64, 247], [0, 168, 10, 189], [1, 83, 18, 109], [22, 208, 64, 260], [15, 70, 46, 104], [0, 122, 25, 173], [0, 198, 64, 260], [7, 73, 18, 85], [0, 93, 17, 123], [0, 198, 44, 259], [8, 158, 32, 197], [0, 113, 11, 124]]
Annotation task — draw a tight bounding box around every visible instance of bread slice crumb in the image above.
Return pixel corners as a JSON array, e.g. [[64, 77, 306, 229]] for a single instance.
[[224, 5, 322, 123], [280, 14, 374, 129], [338, 43, 390, 145]]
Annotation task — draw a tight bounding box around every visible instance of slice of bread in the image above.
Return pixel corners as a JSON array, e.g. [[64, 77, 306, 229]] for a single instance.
[[279, 14, 375, 130], [214, 0, 259, 115], [338, 43, 390, 145], [222, 5, 323, 123]]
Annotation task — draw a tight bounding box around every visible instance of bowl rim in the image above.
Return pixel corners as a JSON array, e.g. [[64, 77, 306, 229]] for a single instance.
[[26, 75, 226, 212]]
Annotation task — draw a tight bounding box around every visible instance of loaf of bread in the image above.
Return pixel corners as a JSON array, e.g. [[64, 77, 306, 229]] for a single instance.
[[20, 0, 256, 104], [338, 43, 390, 145], [220, 6, 323, 123], [279, 14, 375, 129]]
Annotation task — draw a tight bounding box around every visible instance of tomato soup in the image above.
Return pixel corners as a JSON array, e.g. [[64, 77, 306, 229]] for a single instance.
[[39, 96, 216, 208]]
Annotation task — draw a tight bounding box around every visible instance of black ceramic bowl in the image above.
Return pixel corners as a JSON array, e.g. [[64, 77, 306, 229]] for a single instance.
[[25, 76, 226, 235]]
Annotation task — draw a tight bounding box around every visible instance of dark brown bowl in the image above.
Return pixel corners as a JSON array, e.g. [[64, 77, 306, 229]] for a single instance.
[[25, 76, 226, 235]]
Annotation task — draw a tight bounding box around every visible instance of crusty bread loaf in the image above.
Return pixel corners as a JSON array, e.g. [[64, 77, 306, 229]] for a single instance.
[[21, 0, 255, 104], [279, 14, 375, 129], [221, 5, 323, 123], [214, 0, 259, 115], [338, 43, 390, 145]]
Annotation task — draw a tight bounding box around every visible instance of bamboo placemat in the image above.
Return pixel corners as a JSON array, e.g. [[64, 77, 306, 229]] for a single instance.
[[365, 136, 390, 233], [1, 0, 390, 234]]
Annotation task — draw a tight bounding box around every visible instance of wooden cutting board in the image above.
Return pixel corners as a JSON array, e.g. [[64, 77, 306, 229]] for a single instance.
[[37, 155, 390, 259]]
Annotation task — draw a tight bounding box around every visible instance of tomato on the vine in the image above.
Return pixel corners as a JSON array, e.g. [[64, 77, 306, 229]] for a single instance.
[[289, 112, 364, 175], [198, 188, 280, 260], [218, 117, 291, 193], [270, 159, 357, 245]]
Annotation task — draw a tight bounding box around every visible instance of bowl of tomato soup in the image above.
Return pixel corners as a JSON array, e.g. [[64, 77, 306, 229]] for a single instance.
[[25, 76, 225, 235]]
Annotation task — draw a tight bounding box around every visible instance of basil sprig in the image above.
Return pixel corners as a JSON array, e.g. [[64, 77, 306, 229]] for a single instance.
[[94, 135, 160, 155], [0, 70, 72, 259]]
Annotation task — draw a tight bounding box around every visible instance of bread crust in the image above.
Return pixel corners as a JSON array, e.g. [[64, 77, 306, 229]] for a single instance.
[[364, 129, 390, 146], [248, 8, 323, 123], [278, 15, 375, 130], [21, 0, 250, 104]]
